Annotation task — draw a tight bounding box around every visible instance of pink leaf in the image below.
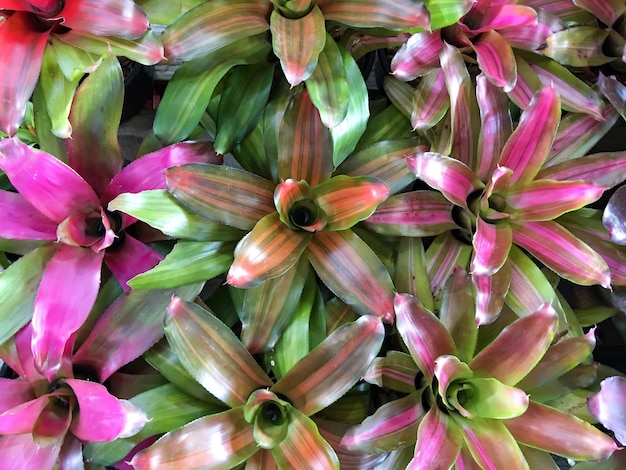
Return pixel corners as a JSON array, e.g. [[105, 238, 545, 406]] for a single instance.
[[498, 86, 560, 185], [31, 245, 103, 382], [104, 234, 162, 291], [512, 220, 611, 287], [410, 406, 462, 470], [0, 138, 101, 223], [471, 218, 512, 276], [0, 433, 62, 470], [60, 0, 149, 39], [102, 142, 221, 203], [0, 191, 57, 240], [395, 293, 456, 381], [0, 394, 49, 435], [407, 152, 483, 209], [588, 376, 626, 444], [473, 30, 517, 91], [469, 303, 558, 385], [65, 378, 147, 442], [391, 31, 443, 81]]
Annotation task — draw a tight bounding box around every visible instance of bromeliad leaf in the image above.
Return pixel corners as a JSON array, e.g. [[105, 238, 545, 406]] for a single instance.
[[166, 163, 276, 230], [271, 4, 326, 86], [227, 212, 312, 288], [312, 175, 390, 231], [307, 230, 395, 321], [128, 240, 236, 289], [108, 190, 244, 242], [165, 297, 272, 407], [161, 0, 271, 61]]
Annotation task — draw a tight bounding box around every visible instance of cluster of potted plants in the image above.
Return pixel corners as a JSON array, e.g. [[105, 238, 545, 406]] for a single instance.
[[1, 0, 626, 468]]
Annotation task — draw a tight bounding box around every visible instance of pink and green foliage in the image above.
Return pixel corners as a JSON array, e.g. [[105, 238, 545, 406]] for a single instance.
[[1, 0, 626, 468], [342, 270, 618, 468], [368, 72, 626, 323], [0, 0, 163, 137], [129, 297, 384, 469], [0, 279, 201, 468], [0, 55, 219, 382]]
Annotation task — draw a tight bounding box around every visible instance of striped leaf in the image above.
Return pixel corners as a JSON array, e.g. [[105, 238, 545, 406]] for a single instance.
[[313, 175, 390, 231], [307, 230, 395, 321], [228, 212, 312, 288], [271, 4, 326, 86], [512, 220, 610, 288], [338, 138, 421, 194], [498, 86, 560, 185], [165, 297, 272, 407], [166, 163, 276, 230], [306, 35, 350, 128], [240, 257, 310, 354], [108, 190, 244, 241], [364, 190, 457, 237], [319, 0, 430, 31], [395, 237, 435, 312], [272, 315, 384, 416], [131, 408, 258, 469], [56, 29, 165, 65], [271, 408, 339, 469], [412, 68, 449, 131], [153, 34, 271, 144], [162, 0, 271, 60], [278, 89, 334, 185]]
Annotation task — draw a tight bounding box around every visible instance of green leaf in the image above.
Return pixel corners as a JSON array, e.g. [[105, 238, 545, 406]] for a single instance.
[[330, 45, 369, 167], [307, 230, 395, 321], [56, 29, 165, 66], [214, 62, 275, 155], [395, 237, 434, 312], [240, 257, 310, 354], [153, 34, 271, 144], [543, 26, 614, 67], [131, 408, 258, 469], [423, 0, 472, 29], [39, 46, 83, 138], [383, 76, 414, 121], [271, 4, 326, 85], [32, 83, 69, 162], [161, 0, 271, 61], [144, 338, 217, 401], [166, 163, 275, 230], [272, 315, 384, 416], [0, 244, 57, 345], [84, 383, 226, 465], [271, 407, 339, 469], [69, 53, 124, 195], [165, 297, 272, 407], [48, 36, 101, 81], [278, 89, 334, 185], [319, 0, 430, 31], [109, 190, 244, 241], [364, 351, 421, 393], [128, 240, 236, 289], [135, 0, 206, 24], [270, 267, 318, 379], [306, 35, 350, 128], [356, 105, 414, 150]]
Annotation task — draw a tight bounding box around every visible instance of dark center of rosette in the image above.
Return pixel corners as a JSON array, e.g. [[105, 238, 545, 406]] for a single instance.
[[259, 401, 287, 426], [288, 199, 319, 230]]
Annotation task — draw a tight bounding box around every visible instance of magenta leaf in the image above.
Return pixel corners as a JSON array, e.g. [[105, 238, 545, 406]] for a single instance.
[[0, 137, 101, 223], [64, 379, 147, 442], [31, 245, 103, 381]]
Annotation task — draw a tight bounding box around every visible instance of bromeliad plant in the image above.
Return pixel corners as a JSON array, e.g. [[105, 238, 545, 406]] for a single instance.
[[2, 0, 626, 469]]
